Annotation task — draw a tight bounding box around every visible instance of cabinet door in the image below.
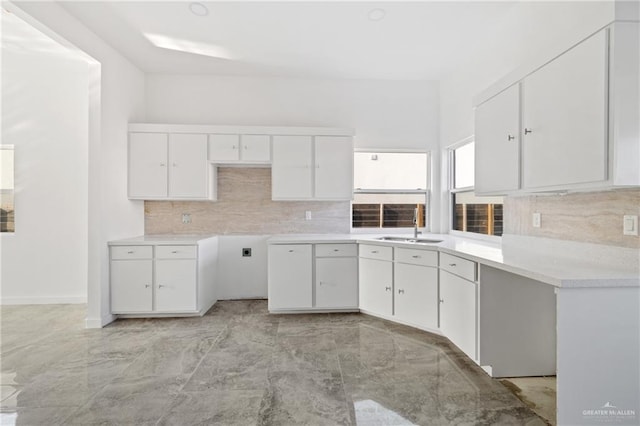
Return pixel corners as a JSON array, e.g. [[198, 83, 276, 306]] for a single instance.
[[168, 134, 208, 198], [241, 135, 271, 162], [315, 257, 358, 309], [440, 270, 477, 360], [111, 260, 153, 313], [272, 136, 313, 199], [522, 31, 608, 189], [128, 133, 168, 198], [268, 244, 312, 310], [475, 84, 520, 194], [155, 259, 197, 312], [315, 136, 353, 200], [394, 263, 438, 329], [358, 257, 393, 316], [209, 134, 240, 161]]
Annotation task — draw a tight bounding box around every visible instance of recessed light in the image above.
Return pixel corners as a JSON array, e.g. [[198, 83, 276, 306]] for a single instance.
[[189, 2, 209, 17], [368, 8, 386, 22]]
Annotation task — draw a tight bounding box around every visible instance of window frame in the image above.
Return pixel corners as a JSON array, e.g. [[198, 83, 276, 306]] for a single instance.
[[351, 149, 431, 234], [0, 145, 15, 234], [447, 137, 502, 242]]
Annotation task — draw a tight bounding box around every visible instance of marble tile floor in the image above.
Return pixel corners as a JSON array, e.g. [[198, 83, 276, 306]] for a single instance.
[[0, 300, 548, 425]]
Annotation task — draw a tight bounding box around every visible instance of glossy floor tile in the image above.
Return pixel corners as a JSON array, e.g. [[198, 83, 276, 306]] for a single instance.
[[0, 301, 547, 425]]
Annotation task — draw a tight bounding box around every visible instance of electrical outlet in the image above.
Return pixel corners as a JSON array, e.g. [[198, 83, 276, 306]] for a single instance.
[[182, 213, 191, 224], [623, 215, 638, 236], [305, 211, 312, 220], [532, 212, 541, 228]]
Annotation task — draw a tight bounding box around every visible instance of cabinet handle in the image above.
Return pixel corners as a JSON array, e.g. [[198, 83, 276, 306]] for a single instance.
[[412, 255, 421, 259], [333, 249, 339, 252], [440, 298, 444, 304], [145, 284, 150, 288], [232, 145, 237, 150], [371, 250, 379, 254], [288, 249, 294, 253], [172, 162, 177, 167], [160, 163, 166, 166], [319, 281, 323, 286], [524, 128, 533, 135], [244, 145, 248, 150], [171, 250, 179, 254], [127, 250, 134, 254], [449, 263, 456, 267], [385, 286, 391, 291], [507, 134, 515, 141], [398, 289, 405, 294], [158, 285, 165, 288]]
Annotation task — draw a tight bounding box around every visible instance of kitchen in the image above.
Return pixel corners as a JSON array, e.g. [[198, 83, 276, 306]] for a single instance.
[[1, 1, 639, 425]]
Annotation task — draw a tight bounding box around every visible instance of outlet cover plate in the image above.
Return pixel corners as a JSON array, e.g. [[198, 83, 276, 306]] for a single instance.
[[623, 215, 638, 236], [532, 212, 541, 228]]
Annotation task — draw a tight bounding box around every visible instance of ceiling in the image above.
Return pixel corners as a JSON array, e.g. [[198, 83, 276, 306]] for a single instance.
[[58, 1, 525, 80]]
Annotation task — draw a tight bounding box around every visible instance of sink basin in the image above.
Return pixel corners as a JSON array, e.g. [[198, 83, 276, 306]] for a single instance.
[[376, 236, 443, 244]]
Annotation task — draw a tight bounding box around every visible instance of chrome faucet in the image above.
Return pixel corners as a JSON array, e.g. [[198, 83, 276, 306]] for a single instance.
[[413, 207, 422, 239]]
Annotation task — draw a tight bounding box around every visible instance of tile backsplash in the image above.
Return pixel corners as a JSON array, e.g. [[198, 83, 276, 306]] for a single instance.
[[145, 167, 350, 235], [504, 188, 640, 248]]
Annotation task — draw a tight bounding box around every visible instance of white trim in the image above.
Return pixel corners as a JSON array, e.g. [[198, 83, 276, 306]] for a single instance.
[[354, 148, 428, 153], [1, 296, 87, 305], [449, 230, 502, 244], [129, 123, 354, 136], [85, 313, 116, 329]]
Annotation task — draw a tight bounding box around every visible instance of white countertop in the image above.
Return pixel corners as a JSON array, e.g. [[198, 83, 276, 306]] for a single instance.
[[268, 233, 640, 289], [108, 234, 216, 245]]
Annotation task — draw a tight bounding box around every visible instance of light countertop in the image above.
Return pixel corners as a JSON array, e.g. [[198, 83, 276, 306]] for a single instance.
[[108, 234, 216, 245], [268, 233, 640, 289]]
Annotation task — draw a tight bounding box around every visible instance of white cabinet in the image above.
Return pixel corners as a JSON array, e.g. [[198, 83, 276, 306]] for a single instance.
[[358, 257, 393, 316], [155, 259, 197, 312], [474, 84, 521, 194], [272, 136, 313, 200], [394, 248, 438, 330], [315, 244, 358, 309], [109, 238, 217, 317], [522, 30, 608, 189], [267, 244, 313, 310], [208, 134, 271, 163], [111, 257, 153, 313], [268, 243, 358, 312], [128, 133, 168, 199], [128, 132, 211, 200], [439, 253, 478, 361], [314, 136, 353, 200], [272, 135, 353, 200]]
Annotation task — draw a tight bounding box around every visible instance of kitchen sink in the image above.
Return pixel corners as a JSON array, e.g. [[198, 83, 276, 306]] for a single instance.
[[376, 236, 443, 244]]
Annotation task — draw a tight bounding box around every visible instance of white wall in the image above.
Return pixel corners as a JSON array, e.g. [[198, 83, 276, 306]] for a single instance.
[[10, 2, 146, 326], [145, 74, 439, 151], [1, 47, 89, 304]]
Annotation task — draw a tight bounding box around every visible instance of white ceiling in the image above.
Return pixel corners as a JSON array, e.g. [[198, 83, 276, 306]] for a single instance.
[[58, 1, 526, 80]]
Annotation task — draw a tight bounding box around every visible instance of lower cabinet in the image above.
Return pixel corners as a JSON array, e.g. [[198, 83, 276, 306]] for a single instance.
[[109, 238, 217, 317], [394, 262, 438, 330], [267, 244, 313, 310], [440, 264, 478, 361], [359, 244, 439, 331], [358, 257, 393, 316], [268, 243, 358, 312]]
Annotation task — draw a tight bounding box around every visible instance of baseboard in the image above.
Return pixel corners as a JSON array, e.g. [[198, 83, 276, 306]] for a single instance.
[[85, 313, 116, 329], [0, 296, 87, 305]]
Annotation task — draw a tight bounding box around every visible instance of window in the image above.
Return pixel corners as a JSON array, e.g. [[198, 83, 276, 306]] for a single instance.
[[449, 141, 503, 237], [1, 146, 15, 232], [352, 151, 429, 229]]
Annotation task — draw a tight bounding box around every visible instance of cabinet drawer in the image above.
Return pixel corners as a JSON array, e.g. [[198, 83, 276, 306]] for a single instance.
[[156, 245, 197, 259], [440, 252, 477, 282], [315, 243, 357, 257], [111, 246, 152, 260], [359, 244, 393, 261], [395, 247, 438, 267]]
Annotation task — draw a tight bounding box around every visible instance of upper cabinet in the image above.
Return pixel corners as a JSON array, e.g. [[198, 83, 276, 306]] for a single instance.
[[129, 132, 211, 200], [272, 135, 353, 201], [128, 124, 353, 201], [474, 22, 639, 195], [522, 31, 608, 190], [475, 84, 521, 194], [208, 134, 271, 163]]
